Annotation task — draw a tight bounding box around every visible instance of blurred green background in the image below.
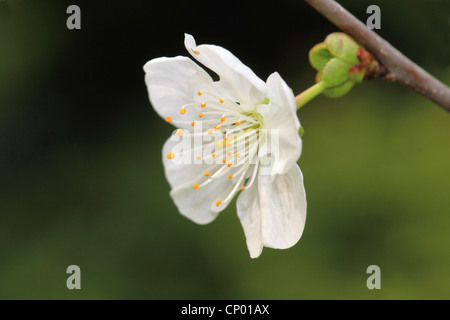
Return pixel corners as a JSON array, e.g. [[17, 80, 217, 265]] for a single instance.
[[0, 0, 449, 299]]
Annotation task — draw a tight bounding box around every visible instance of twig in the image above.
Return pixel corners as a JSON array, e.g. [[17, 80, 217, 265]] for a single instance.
[[304, 0, 450, 112]]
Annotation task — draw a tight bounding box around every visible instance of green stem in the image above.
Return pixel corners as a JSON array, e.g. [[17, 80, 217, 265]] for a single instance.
[[295, 81, 326, 110]]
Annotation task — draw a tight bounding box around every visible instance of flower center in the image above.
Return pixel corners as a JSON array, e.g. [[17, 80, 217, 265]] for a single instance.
[[166, 89, 271, 209]]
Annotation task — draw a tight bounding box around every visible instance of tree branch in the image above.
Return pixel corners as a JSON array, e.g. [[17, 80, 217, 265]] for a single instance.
[[304, 0, 450, 112]]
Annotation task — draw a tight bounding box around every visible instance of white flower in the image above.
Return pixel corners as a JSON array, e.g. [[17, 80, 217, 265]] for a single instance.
[[144, 34, 307, 258]]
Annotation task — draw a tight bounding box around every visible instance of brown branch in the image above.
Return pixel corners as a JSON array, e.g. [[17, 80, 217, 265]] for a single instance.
[[305, 0, 450, 112]]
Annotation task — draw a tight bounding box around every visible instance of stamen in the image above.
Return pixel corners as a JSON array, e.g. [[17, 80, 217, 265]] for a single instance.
[[200, 102, 206, 108], [222, 158, 226, 164], [191, 121, 195, 126], [176, 129, 183, 137], [166, 152, 175, 159], [201, 157, 247, 191], [212, 153, 216, 158], [193, 99, 240, 114], [229, 129, 258, 149], [245, 161, 259, 190], [227, 162, 232, 168], [221, 163, 251, 205], [191, 48, 200, 55], [219, 98, 224, 103], [227, 174, 233, 180], [200, 162, 229, 186], [166, 118, 219, 127], [198, 113, 204, 118], [196, 155, 202, 160], [236, 152, 241, 158], [216, 200, 222, 207], [220, 116, 226, 122], [174, 138, 217, 158], [207, 129, 213, 135], [165, 116, 172, 123], [197, 91, 203, 96], [235, 120, 241, 125], [193, 184, 200, 190], [241, 186, 245, 191], [204, 172, 210, 176], [180, 108, 186, 114]]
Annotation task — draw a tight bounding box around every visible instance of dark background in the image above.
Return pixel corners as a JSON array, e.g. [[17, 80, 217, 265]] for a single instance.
[[0, 0, 449, 299]]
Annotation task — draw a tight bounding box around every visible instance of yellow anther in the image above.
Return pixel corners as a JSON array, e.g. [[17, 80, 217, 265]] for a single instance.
[[197, 91, 203, 96], [222, 158, 226, 163], [165, 116, 172, 123], [227, 151, 232, 157], [241, 186, 245, 191], [235, 152, 241, 158], [176, 129, 183, 137], [220, 116, 226, 122], [214, 125, 219, 130], [207, 129, 213, 135], [191, 121, 195, 126], [227, 174, 232, 180], [166, 152, 175, 159], [193, 184, 200, 190], [212, 153, 216, 158], [216, 200, 222, 207], [235, 120, 241, 125], [204, 172, 210, 176], [200, 102, 206, 108], [180, 108, 186, 114], [227, 162, 232, 168], [196, 155, 202, 160], [219, 98, 224, 103], [198, 113, 204, 118], [226, 142, 232, 147], [191, 48, 200, 55]]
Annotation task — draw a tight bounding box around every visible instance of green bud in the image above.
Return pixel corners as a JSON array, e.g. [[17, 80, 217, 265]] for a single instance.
[[323, 81, 355, 98], [322, 57, 352, 88], [308, 32, 380, 99], [309, 42, 334, 71], [325, 32, 362, 65], [348, 65, 365, 83]]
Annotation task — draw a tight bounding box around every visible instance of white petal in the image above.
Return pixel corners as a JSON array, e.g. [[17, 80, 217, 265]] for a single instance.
[[258, 164, 307, 250], [169, 171, 236, 225], [163, 136, 240, 225], [257, 72, 302, 176], [237, 164, 307, 258], [144, 56, 213, 128], [184, 34, 266, 104], [236, 183, 264, 258], [162, 136, 209, 189]]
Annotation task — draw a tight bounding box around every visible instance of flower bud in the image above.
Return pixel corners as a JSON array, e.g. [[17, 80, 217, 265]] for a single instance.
[[325, 33, 361, 65], [309, 32, 379, 98]]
